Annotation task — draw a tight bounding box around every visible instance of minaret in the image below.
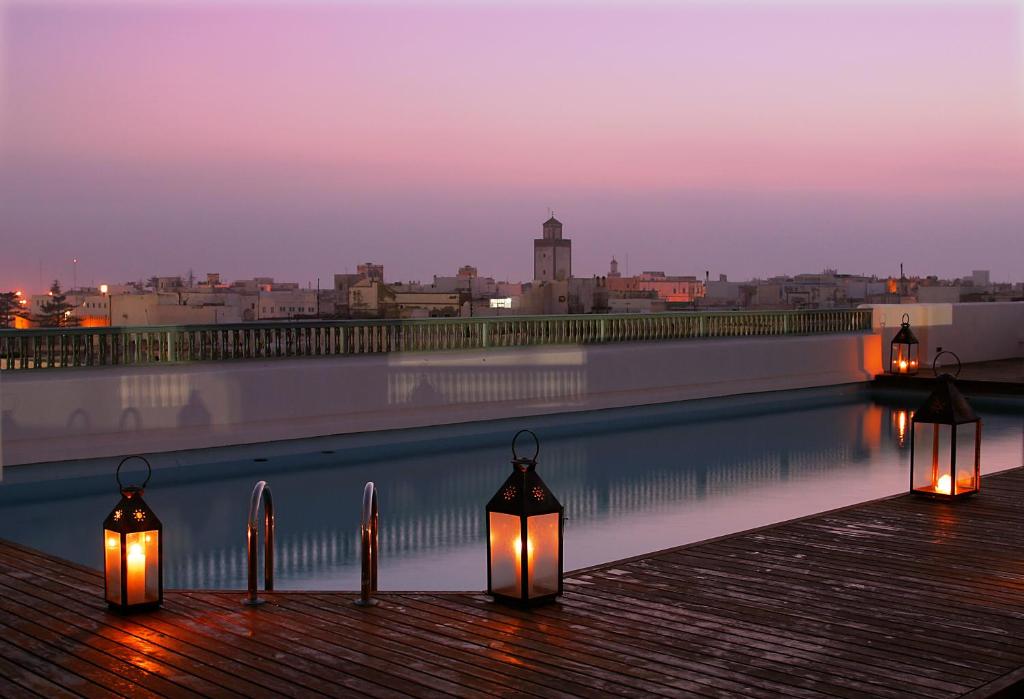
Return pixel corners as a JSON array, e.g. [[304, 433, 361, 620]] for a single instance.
[[608, 257, 621, 278], [533, 215, 572, 282]]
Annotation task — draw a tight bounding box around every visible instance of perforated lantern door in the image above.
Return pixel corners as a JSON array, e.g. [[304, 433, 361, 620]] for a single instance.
[[889, 314, 920, 375], [910, 353, 981, 500], [103, 456, 163, 612], [486, 431, 563, 606]]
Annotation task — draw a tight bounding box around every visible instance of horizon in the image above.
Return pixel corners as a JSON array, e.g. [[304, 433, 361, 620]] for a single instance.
[[2, 0, 1022, 293]]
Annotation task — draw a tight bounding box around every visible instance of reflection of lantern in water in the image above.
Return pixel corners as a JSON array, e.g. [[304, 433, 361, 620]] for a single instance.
[[104, 456, 163, 612], [892, 409, 912, 448], [486, 430, 563, 607], [910, 352, 981, 500], [889, 314, 920, 375]]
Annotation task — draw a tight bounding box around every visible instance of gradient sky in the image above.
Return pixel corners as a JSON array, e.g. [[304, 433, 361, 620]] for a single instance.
[[1, 1, 1022, 292]]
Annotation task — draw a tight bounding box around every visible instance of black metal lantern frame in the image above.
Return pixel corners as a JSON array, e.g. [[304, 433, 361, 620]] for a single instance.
[[910, 352, 981, 500], [486, 430, 564, 607], [103, 456, 163, 612], [889, 313, 920, 375]]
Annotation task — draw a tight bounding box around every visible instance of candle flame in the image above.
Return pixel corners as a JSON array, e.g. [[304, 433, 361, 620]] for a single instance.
[[513, 536, 534, 557], [107, 537, 117, 549], [936, 474, 951, 495]]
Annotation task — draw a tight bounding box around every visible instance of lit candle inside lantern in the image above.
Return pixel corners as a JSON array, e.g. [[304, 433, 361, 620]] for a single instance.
[[936, 474, 952, 495], [127, 541, 146, 598], [513, 535, 535, 590], [899, 359, 908, 372]]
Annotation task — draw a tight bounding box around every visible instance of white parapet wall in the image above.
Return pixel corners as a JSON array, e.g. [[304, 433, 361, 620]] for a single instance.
[[865, 302, 1024, 367], [0, 332, 882, 467]]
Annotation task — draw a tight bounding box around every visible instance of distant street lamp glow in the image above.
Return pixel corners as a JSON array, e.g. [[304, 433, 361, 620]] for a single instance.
[[100, 284, 109, 294]]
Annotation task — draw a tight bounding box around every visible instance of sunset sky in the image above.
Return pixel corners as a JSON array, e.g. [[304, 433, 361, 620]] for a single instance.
[[1, 0, 1022, 292]]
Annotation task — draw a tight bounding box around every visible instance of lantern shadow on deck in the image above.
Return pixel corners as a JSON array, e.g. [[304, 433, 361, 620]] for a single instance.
[[103, 456, 163, 612], [889, 313, 920, 375], [486, 430, 564, 607], [910, 352, 981, 500]]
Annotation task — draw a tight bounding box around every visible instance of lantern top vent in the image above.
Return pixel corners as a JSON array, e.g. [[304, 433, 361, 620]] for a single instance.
[[105, 456, 162, 532], [486, 430, 562, 516], [892, 313, 919, 345], [913, 351, 978, 425]]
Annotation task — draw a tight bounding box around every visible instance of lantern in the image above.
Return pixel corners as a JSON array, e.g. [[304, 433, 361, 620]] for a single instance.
[[486, 430, 563, 606], [888, 313, 920, 375], [910, 352, 981, 499], [103, 456, 163, 612]]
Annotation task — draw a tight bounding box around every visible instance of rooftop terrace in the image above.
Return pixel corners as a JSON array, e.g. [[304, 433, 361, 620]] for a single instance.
[[3, 467, 1024, 698]]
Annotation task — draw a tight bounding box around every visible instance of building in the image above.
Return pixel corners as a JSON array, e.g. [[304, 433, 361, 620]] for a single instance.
[[348, 279, 395, 317], [357, 263, 385, 283], [393, 292, 462, 318], [257, 290, 318, 320], [533, 216, 572, 282], [606, 271, 704, 303]]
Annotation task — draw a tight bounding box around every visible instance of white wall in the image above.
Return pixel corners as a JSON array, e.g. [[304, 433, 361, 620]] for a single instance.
[[0, 332, 881, 467], [865, 302, 1024, 368]]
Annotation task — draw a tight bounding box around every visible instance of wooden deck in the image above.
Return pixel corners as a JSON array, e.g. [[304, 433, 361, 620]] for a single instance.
[[3, 469, 1024, 698]]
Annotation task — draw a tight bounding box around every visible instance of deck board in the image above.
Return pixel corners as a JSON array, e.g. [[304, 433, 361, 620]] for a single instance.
[[3, 468, 1024, 697]]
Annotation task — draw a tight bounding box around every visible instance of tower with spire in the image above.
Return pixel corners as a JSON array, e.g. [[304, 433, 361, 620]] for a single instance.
[[533, 215, 572, 282]]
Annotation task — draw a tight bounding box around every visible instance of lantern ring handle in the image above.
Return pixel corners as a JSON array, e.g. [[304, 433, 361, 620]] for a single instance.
[[932, 350, 962, 379], [116, 455, 152, 490], [512, 429, 540, 462], [901, 313, 911, 326]]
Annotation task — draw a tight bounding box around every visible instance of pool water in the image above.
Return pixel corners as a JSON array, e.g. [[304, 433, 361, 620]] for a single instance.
[[1, 386, 1021, 591]]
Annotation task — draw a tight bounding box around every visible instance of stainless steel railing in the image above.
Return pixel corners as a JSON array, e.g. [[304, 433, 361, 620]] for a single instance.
[[354, 481, 379, 607], [243, 480, 274, 606], [0, 308, 874, 370]]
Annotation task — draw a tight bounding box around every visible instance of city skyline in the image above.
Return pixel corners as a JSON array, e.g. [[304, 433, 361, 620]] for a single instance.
[[2, 1, 1022, 291]]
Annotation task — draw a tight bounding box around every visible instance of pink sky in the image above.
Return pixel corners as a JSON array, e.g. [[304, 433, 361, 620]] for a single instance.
[[2, 1, 1022, 291]]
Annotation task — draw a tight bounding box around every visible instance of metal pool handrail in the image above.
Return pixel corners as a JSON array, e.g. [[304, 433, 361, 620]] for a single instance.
[[243, 480, 274, 607], [355, 481, 379, 607]]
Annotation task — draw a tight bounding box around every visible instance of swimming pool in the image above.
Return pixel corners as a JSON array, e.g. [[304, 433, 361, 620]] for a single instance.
[[1, 385, 1021, 591]]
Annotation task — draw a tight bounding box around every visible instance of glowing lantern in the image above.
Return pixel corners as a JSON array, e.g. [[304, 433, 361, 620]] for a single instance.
[[486, 430, 563, 606], [910, 352, 981, 500], [103, 456, 163, 612], [888, 313, 920, 375]]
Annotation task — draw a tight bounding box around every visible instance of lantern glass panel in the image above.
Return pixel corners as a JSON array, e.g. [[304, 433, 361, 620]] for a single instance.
[[953, 422, 980, 494], [488, 512, 521, 598], [891, 343, 919, 374], [527, 513, 560, 598], [912, 423, 953, 495], [123, 530, 160, 606], [104, 529, 121, 605]]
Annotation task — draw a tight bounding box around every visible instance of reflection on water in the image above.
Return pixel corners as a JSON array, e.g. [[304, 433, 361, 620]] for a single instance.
[[0, 392, 1020, 591]]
